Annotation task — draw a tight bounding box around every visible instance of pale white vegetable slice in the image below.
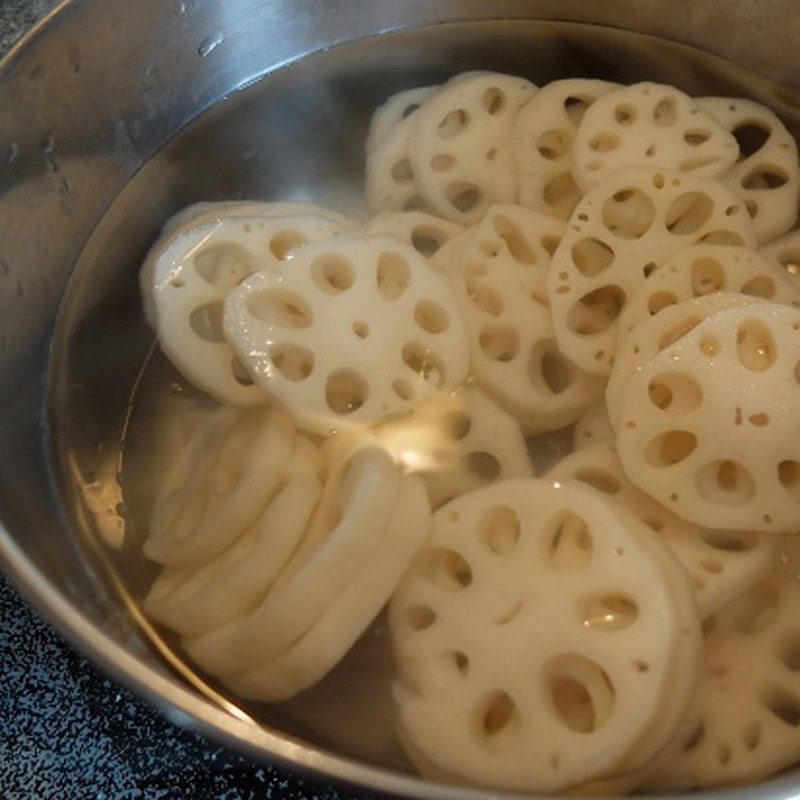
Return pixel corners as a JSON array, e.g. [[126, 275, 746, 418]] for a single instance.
[[547, 442, 779, 617], [224, 235, 470, 434], [445, 204, 605, 432], [142, 405, 296, 566], [573, 400, 614, 451], [699, 96, 800, 244], [143, 436, 324, 637], [514, 78, 619, 219], [365, 88, 435, 214], [607, 293, 767, 431], [390, 478, 700, 793], [146, 213, 345, 405], [616, 303, 800, 532], [761, 228, 800, 286], [407, 73, 536, 223], [645, 568, 800, 790], [546, 166, 756, 375], [185, 446, 401, 675], [573, 82, 739, 192], [377, 387, 533, 509], [226, 474, 432, 702], [618, 244, 800, 338], [359, 211, 464, 259]]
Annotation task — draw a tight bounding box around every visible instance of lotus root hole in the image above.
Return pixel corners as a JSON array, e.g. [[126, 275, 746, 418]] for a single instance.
[[480, 505, 521, 555], [391, 158, 413, 184], [647, 290, 679, 317], [691, 257, 727, 294], [572, 237, 615, 277], [431, 153, 456, 172], [589, 132, 620, 153], [545, 655, 615, 733], [743, 167, 789, 190], [778, 460, 800, 502], [615, 103, 636, 125], [574, 468, 622, 495], [193, 243, 254, 288], [645, 430, 698, 467], [479, 326, 519, 362], [647, 373, 703, 413], [761, 686, 800, 727], [471, 690, 521, 753], [741, 275, 777, 299], [697, 459, 756, 505], [547, 512, 593, 570], [482, 87, 506, 115], [376, 251, 411, 300], [736, 319, 777, 371], [580, 594, 639, 631], [414, 300, 450, 334], [450, 650, 470, 676], [601, 188, 656, 239], [665, 192, 714, 235], [270, 343, 314, 382], [411, 227, 447, 257], [311, 254, 356, 295], [544, 173, 580, 209], [700, 530, 757, 552], [231, 357, 254, 386], [566, 285, 626, 335], [684, 129, 711, 145], [352, 320, 370, 339], [269, 229, 307, 260], [420, 547, 474, 591], [701, 229, 746, 246], [246, 289, 313, 329], [743, 722, 762, 751], [466, 277, 504, 317], [406, 605, 437, 631], [732, 122, 770, 157], [465, 452, 502, 482], [325, 368, 368, 414], [446, 182, 483, 214], [189, 301, 225, 342], [443, 410, 471, 441], [731, 583, 779, 633], [531, 345, 575, 395], [564, 95, 592, 125], [699, 333, 721, 357], [493, 215, 537, 263], [536, 129, 569, 160]]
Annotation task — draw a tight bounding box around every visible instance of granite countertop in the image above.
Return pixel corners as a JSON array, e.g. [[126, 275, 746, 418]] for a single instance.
[[0, 5, 354, 798]]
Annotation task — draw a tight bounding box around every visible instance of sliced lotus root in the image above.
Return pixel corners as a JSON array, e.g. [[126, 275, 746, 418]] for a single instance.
[[142, 405, 297, 566], [699, 96, 800, 244], [224, 235, 470, 434], [618, 243, 800, 338], [514, 78, 620, 219], [377, 387, 533, 509], [359, 211, 464, 260], [445, 204, 605, 432], [365, 87, 438, 214], [761, 228, 800, 287], [546, 166, 757, 375], [185, 446, 401, 676], [573, 82, 739, 192], [145, 213, 346, 405], [144, 436, 324, 637], [573, 400, 614, 451], [606, 293, 768, 431], [407, 73, 536, 224], [645, 568, 800, 789], [390, 479, 700, 793], [616, 303, 800, 532], [225, 474, 432, 702], [546, 442, 779, 618]]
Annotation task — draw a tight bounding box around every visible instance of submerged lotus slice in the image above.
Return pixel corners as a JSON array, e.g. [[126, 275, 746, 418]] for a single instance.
[[546, 166, 756, 375], [547, 442, 779, 618], [616, 304, 800, 531], [700, 96, 800, 244], [390, 479, 700, 793], [144, 213, 345, 405], [224, 235, 470, 434], [514, 78, 619, 219], [573, 82, 739, 191]]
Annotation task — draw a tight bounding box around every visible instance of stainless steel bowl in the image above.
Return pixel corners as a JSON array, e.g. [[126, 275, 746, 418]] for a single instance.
[[3, 2, 800, 797]]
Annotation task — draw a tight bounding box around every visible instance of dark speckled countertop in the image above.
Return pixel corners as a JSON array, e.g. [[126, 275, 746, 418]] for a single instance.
[[0, 5, 354, 798]]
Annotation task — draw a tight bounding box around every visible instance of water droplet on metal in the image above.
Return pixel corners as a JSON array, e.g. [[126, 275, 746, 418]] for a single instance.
[[173, 0, 186, 13], [198, 32, 224, 58], [7, 142, 18, 164]]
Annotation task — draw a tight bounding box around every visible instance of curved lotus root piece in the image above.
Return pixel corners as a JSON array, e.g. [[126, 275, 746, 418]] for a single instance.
[[224, 235, 470, 434], [185, 446, 401, 676], [607, 293, 768, 431], [145, 213, 346, 405], [514, 78, 620, 219], [573, 401, 614, 451], [407, 73, 536, 223], [618, 244, 800, 338], [390, 479, 700, 793], [143, 405, 297, 566], [699, 96, 800, 244], [616, 303, 800, 532], [359, 211, 464, 260], [761, 228, 800, 288], [547, 442, 779, 618], [225, 474, 432, 702], [446, 204, 605, 432], [546, 166, 757, 375], [378, 387, 533, 509], [573, 82, 739, 192], [144, 436, 323, 637], [645, 568, 800, 790], [365, 86, 438, 214]]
